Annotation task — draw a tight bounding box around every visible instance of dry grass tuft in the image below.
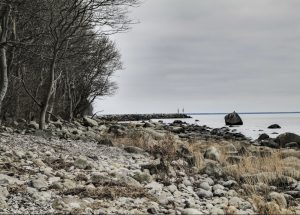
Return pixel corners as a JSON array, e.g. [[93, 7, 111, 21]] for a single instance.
[[225, 152, 284, 180], [251, 194, 295, 215], [113, 129, 300, 214]]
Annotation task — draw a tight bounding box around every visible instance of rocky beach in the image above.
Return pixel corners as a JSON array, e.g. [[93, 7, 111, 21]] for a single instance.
[[0, 115, 299, 214]]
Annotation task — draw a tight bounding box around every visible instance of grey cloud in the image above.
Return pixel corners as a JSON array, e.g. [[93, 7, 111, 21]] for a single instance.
[[95, 0, 300, 114]]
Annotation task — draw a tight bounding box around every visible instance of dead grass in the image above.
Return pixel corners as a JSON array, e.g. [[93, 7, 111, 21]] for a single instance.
[[225, 152, 284, 179], [223, 149, 299, 214], [252, 194, 295, 215], [113, 128, 300, 214]]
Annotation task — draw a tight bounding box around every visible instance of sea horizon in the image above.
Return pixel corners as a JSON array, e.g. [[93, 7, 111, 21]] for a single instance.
[[188, 111, 300, 116]]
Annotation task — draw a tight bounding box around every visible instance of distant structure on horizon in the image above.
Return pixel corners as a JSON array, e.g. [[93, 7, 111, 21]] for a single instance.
[[177, 108, 185, 114]]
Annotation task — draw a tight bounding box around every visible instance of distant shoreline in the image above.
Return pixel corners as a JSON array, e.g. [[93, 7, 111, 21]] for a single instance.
[[97, 113, 191, 121]]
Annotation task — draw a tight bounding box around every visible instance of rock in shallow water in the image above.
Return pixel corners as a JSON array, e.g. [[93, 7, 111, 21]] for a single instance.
[[224, 111, 243, 126], [268, 124, 281, 129]]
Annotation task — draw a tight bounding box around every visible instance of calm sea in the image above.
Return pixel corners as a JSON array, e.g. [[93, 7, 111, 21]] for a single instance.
[[153, 113, 300, 140]]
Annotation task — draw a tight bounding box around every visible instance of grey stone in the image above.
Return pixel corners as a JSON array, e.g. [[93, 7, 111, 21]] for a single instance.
[[132, 172, 152, 184], [225, 111, 243, 126], [275, 132, 300, 146], [183, 178, 192, 186], [204, 177, 215, 186], [145, 181, 163, 194], [74, 157, 91, 169], [222, 180, 238, 188], [171, 126, 184, 133], [210, 207, 225, 215], [260, 139, 279, 148], [200, 162, 224, 178], [199, 182, 211, 191], [213, 184, 224, 191], [83, 116, 98, 127], [31, 178, 48, 190], [204, 147, 221, 161], [0, 174, 24, 185], [213, 189, 227, 197], [0, 187, 9, 199], [63, 179, 76, 190], [268, 192, 287, 208], [229, 197, 241, 208], [167, 184, 177, 193], [197, 188, 213, 198]]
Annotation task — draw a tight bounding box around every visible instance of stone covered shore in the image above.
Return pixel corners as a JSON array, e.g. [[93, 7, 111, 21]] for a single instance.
[[0, 117, 299, 214]]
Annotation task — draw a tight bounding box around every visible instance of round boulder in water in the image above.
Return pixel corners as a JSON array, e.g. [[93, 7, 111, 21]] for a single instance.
[[224, 111, 243, 126], [268, 124, 281, 129]]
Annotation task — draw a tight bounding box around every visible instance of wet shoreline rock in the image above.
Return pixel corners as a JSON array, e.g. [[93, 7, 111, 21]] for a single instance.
[[225, 111, 243, 126]]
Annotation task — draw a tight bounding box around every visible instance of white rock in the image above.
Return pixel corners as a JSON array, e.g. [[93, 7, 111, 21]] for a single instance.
[[0, 187, 9, 199], [0, 174, 24, 185], [268, 192, 287, 208], [145, 181, 163, 195], [197, 189, 213, 198], [181, 208, 203, 215], [229, 197, 241, 208], [199, 182, 211, 191], [168, 184, 177, 193], [204, 177, 215, 186], [31, 178, 48, 190], [210, 207, 225, 215], [213, 184, 224, 191]]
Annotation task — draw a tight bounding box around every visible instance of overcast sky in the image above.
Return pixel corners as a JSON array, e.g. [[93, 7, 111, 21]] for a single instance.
[[95, 0, 300, 114]]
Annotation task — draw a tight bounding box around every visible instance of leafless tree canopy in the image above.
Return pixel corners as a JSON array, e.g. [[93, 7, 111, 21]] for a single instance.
[[0, 0, 139, 128]]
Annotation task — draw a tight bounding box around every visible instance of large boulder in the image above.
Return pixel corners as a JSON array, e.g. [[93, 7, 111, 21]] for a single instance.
[[275, 132, 300, 147], [225, 111, 243, 126]]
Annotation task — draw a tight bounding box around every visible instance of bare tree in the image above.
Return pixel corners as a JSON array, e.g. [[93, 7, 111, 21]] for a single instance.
[[0, 0, 140, 127], [0, 2, 11, 116]]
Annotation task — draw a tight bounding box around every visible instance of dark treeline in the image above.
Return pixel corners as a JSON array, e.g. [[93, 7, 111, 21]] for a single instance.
[[0, 0, 139, 129]]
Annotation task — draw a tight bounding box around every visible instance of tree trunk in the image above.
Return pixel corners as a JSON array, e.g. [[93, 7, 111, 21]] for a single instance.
[[39, 50, 57, 129], [0, 5, 11, 117], [66, 71, 73, 122], [46, 84, 56, 123]]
